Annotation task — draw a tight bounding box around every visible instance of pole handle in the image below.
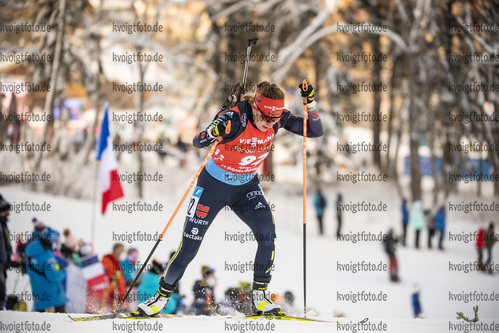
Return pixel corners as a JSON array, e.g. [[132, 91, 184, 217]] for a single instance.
[[302, 79, 309, 105]]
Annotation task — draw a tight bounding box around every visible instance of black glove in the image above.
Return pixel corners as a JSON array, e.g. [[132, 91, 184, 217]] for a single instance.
[[213, 122, 228, 137], [208, 120, 231, 139], [299, 81, 315, 104]]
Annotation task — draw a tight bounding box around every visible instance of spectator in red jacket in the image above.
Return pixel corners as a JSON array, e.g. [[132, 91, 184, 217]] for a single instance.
[[475, 228, 485, 271], [102, 243, 126, 311]]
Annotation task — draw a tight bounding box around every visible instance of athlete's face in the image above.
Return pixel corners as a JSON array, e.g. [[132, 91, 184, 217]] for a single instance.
[[252, 105, 280, 132]]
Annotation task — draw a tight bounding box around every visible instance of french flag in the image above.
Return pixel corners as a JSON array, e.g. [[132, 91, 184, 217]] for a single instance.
[[96, 103, 124, 214]]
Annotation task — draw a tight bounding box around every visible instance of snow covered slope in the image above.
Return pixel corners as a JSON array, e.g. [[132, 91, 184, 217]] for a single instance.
[[1, 177, 498, 332]]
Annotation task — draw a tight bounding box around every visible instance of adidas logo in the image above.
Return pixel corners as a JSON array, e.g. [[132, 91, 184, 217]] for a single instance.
[[254, 202, 266, 210]]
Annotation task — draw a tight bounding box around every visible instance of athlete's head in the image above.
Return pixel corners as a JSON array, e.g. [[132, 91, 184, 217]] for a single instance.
[[243, 81, 285, 132]]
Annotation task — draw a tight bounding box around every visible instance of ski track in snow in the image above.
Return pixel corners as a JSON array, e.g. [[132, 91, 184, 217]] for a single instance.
[[1, 311, 497, 333], [1, 176, 499, 332]]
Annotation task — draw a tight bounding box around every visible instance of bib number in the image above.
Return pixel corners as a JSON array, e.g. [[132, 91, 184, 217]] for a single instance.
[[238, 153, 269, 166]]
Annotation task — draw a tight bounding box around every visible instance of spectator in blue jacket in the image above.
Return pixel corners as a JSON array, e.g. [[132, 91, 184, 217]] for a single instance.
[[313, 190, 327, 235], [434, 205, 446, 250], [25, 227, 68, 312], [137, 259, 181, 314], [401, 198, 409, 246], [411, 284, 423, 318]]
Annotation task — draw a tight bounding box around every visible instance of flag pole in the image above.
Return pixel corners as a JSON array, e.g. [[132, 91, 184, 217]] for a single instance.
[[90, 159, 99, 245]]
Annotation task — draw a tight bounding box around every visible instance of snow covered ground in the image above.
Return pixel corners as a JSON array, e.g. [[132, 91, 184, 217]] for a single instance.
[[2, 310, 499, 333], [1, 160, 498, 332], [1, 61, 494, 333]]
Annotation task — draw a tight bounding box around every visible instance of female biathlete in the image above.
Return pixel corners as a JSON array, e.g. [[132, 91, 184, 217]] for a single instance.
[[137, 81, 323, 316]]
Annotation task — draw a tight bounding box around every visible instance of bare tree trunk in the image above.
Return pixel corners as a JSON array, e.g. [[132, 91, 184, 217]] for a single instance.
[[428, 105, 439, 206], [393, 78, 409, 198], [0, 91, 13, 140], [131, 0, 147, 199], [477, 153, 482, 197], [136, 64, 145, 199], [408, 98, 422, 202], [372, 31, 382, 171], [35, 0, 66, 171], [84, 0, 106, 165], [442, 120, 452, 198], [480, 106, 499, 197], [385, 67, 395, 177]]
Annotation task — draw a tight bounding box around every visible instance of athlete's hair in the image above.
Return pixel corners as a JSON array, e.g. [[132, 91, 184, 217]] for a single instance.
[[241, 81, 285, 103]]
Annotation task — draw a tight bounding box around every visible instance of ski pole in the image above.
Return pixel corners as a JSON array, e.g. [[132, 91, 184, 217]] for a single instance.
[[114, 123, 231, 315], [301, 79, 308, 317]]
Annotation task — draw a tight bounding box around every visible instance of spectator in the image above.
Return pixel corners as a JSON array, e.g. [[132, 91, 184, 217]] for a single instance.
[[121, 248, 139, 286], [14, 234, 28, 274], [382, 228, 399, 282], [102, 243, 127, 311], [25, 227, 68, 312], [12, 217, 46, 276], [9, 119, 21, 143], [64, 261, 87, 313], [435, 205, 446, 250], [192, 265, 217, 316], [424, 209, 435, 249], [401, 198, 409, 246], [79, 243, 109, 314], [484, 222, 497, 274], [137, 259, 181, 314], [114, 133, 122, 162], [176, 135, 188, 168], [410, 201, 425, 249], [156, 132, 170, 163], [475, 228, 485, 271], [0, 194, 13, 310], [412, 284, 423, 318], [218, 288, 240, 316], [219, 282, 252, 315], [336, 193, 343, 239], [31, 217, 46, 243], [313, 189, 327, 235], [60, 228, 81, 264]]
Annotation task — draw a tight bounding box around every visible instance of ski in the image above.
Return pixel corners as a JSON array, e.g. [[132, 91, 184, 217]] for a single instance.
[[69, 312, 368, 324], [68, 312, 181, 322], [243, 314, 334, 322], [243, 315, 369, 323]]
